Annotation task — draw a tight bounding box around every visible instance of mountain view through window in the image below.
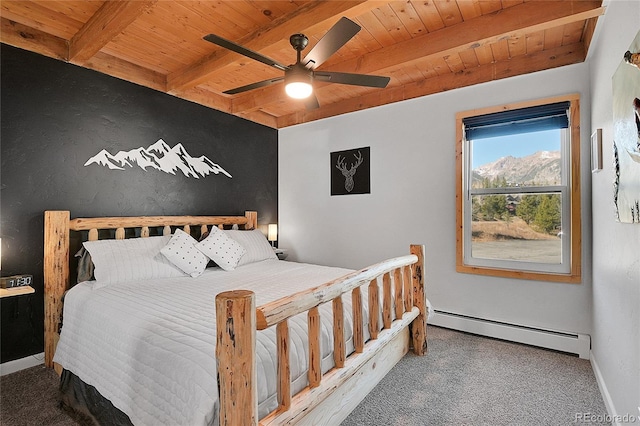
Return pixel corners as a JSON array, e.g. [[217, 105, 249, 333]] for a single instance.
[[469, 129, 563, 265]]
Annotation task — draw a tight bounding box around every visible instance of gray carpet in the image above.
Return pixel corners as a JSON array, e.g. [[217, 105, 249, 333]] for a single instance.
[[0, 326, 609, 425], [342, 326, 609, 426], [0, 364, 77, 426]]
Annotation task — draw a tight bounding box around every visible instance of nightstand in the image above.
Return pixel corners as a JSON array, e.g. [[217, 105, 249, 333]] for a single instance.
[[0, 286, 35, 298], [1, 285, 37, 362]]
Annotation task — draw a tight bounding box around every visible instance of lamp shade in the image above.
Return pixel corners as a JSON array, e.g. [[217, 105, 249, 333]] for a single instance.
[[268, 224, 278, 242]]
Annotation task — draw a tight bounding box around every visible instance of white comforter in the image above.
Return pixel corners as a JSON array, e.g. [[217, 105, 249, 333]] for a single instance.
[[53, 259, 368, 426]]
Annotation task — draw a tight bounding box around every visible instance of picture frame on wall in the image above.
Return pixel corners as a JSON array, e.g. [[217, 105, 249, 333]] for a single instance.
[[591, 128, 603, 173], [330, 147, 370, 196]]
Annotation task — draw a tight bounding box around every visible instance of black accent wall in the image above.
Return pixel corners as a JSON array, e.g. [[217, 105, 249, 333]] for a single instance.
[[0, 45, 278, 363]]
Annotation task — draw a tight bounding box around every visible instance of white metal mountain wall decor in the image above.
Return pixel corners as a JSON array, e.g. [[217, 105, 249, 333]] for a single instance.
[[84, 139, 232, 179]]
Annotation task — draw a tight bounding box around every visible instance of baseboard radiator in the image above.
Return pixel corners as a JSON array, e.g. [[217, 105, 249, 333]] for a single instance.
[[430, 310, 591, 359]]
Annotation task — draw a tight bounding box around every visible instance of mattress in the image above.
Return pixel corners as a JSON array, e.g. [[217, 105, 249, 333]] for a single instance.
[[53, 259, 371, 426]]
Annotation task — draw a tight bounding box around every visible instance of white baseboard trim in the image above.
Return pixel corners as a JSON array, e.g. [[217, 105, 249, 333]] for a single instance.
[[590, 351, 621, 424], [430, 310, 591, 359], [0, 352, 44, 376], [586, 353, 640, 425]]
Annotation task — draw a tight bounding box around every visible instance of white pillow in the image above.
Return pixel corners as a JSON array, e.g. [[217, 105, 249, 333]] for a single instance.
[[160, 229, 209, 277], [224, 229, 277, 266], [195, 227, 246, 271], [83, 235, 185, 288]]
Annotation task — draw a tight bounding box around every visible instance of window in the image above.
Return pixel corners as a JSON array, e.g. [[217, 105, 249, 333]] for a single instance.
[[456, 95, 581, 283]]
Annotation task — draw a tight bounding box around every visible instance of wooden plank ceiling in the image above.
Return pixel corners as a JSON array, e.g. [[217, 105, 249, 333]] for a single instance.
[[1, 1, 604, 129]]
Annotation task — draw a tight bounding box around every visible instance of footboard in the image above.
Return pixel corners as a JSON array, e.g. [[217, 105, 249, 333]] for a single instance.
[[216, 244, 427, 426]]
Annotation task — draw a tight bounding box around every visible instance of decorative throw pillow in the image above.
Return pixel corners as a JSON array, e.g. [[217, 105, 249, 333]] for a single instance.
[[161, 229, 209, 277], [224, 229, 278, 266], [83, 235, 185, 289], [195, 227, 246, 271]]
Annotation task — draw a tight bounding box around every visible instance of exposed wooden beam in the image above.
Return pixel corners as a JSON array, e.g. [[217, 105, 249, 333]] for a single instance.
[[69, 0, 157, 64], [236, 109, 279, 129], [166, 0, 387, 93], [172, 86, 233, 116], [231, 0, 603, 115], [81, 51, 167, 92], [160, 87, 274, 128], [275, 42, 586, 128], [231, 84, 286, 114], [324, 1, 603, 74], [1, 17, 68, 61]]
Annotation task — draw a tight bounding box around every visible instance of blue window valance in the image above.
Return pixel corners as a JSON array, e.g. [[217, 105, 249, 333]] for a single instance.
[[463, 101, 570, 140]]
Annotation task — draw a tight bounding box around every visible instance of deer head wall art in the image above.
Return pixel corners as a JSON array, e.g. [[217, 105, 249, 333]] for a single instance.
[[336, 151, 363, 192], [330, 147, 370, 196]]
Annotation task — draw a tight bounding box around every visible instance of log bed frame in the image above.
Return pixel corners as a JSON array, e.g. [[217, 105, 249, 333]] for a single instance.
[[44, 210, 427, 426]]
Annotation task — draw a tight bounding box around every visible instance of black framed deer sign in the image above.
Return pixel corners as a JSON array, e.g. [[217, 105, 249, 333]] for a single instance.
[[330, 147, 370, 196]]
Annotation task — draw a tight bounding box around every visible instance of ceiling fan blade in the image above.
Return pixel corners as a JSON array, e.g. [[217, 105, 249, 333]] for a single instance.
[[223, 77, 284, 95], [314, 71, 390, 88], [302, 17, 360, 69], [204, 34, 289, 71], [304, 93, 320, 110]]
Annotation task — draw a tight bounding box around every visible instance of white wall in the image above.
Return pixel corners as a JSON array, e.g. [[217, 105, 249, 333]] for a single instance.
[[279, 63, 593, 336], [588, 0, 640, 419]]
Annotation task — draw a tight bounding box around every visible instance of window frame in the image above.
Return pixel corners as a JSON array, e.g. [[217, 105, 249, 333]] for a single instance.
[[455, 94, 582, 283]]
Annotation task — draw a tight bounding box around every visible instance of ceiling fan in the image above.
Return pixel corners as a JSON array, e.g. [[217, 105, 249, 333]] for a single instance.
[[203, 17, 390, 109]]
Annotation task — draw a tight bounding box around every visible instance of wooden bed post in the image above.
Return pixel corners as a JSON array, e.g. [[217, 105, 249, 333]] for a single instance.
[[244, 211, 257, 230], [215, 290, 258, 426], [44, 210, 70, 368], [410, 244, 428, 355]]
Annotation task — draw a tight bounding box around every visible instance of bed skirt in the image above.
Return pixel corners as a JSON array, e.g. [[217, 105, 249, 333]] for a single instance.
[[60, 369, 133, 426]]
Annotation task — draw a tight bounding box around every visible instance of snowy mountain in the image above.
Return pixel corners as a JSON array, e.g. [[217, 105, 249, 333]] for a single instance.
[[84, 139, 232, 178], [473, 150, 561, 186]]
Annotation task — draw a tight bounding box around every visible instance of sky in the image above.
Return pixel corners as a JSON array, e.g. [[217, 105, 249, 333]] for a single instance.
[[472, 129, 561, 169]]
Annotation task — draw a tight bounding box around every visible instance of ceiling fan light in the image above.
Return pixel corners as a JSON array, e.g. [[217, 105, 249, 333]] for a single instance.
[[285, 81, 313, 99], [284, 65, 313, 99]]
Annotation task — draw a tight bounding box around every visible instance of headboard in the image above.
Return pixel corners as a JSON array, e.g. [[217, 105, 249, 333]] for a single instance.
[[43, 210, 258, 368]]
